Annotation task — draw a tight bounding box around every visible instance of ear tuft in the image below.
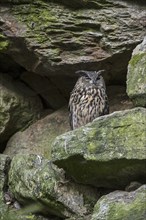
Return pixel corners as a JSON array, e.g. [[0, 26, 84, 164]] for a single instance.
[[97, 70, 106, 75]]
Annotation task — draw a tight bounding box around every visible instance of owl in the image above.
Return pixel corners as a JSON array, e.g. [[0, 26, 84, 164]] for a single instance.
[[69, 70, 109, 129]]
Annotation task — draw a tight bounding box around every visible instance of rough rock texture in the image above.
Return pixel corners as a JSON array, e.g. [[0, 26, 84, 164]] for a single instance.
[[91, 185, 146, 220], [0, 0, 145, 84], [52, 107, 146, 189], [0, 154, 10, 219], [127, 37, 146, 107], [9, 154, 98, 219], [4, 86, 133, 158], [0, 33, 9, 52], [0, 73, 42, 145], [4, 107, 70, 158]]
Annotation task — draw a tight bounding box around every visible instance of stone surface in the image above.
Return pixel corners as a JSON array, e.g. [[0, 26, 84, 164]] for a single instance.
[[0, 158, 56, 220], [0, 154, 11, 219], [4, 107, 70, 158], [9, 154, 98, 218], [0, 154, 10, 195], [0, 73, 42, 144], [107, 85, 133, 113], [52, 107, 146, 189], [21, 71, 67, 109], [127, 37, 146, 107], [91, 185, 146, 220], [0, 0, 145, 85], [0, 33, 9, 52]]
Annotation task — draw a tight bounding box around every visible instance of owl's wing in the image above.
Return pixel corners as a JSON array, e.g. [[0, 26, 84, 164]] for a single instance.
[[103, 96, 109, 115], [68, 107, 73, 130]]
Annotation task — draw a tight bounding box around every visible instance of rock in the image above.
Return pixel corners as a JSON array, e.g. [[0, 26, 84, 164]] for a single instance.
[[51, 107, 146, 189], [0, 154, 10, 198], [0, 154, 11, 218], [91, 185, 146, 220], [8, 154, 98, 219], [21, 71, 67, 110], [0, 33, 9, 52], [4, 107, 70, 158], [0, 0, 145, 85], [125, 181, 142, 192], [107, 85, 133, 113], [0, 73, 42, 144], [127, 37, 146, 107]]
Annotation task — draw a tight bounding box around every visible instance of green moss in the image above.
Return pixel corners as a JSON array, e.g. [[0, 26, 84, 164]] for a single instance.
[[92, 186, 146, 220], [52, 108, 146, 188], [127, 52, 146, 106], [0, 34, 9, 51], [129, 52, 146, 67]]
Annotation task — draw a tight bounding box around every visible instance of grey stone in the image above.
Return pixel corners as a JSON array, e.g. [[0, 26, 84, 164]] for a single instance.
[[0, 0, 145, 85], [91, 185, 146, 220], [8, 154, 98, 218], [0, 154, 10, 219], [127, 37, 146, 107], [0, 73, 42, 143], [4, 107, 70, 158], [52, 107, 146, 188]]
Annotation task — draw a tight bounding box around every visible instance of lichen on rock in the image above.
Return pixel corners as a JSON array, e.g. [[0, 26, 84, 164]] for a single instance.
[[0, 34, 9, 52], [127, 37, 146, 107], [52, 107, 146, 189], [8, 154, 98, 218], [91, 185, 146, 220]]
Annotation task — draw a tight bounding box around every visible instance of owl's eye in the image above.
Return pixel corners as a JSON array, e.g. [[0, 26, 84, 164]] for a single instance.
[[85, 75, 90, 80], [96, 76, 100, 80]]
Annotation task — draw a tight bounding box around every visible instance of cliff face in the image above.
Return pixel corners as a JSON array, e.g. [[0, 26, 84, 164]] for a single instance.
[[0, 0, 146, 219]]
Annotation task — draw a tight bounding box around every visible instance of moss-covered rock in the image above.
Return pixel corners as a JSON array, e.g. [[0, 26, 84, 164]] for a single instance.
[[0, 73, 42, 144], [8, 154, 98, 218], [0, 155, 56, 220], [127, 37, 146, 107], [0, 34, 9, 52], [91, 185, 146, 220], [47, 0, 113, 9], [0, 0, 145, 84], [52, 107, 146, 189]]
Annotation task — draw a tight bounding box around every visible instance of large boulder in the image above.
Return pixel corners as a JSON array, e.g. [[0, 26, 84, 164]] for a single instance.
[[127, 37, 146, 107], [8, 154, 98, 219], [91, 185, 146, 220], [0, 0, 145, 85], [0, 73, 42, 145], [52, 107, 146, 189], [4, 107, 70, 158]]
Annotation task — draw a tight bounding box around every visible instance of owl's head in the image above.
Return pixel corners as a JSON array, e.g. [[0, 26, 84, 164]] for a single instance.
[[76, 70, 106, 87]]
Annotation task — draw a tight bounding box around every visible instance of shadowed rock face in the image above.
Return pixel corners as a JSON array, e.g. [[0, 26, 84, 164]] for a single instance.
[[0, 73, 42, 146], [0, 0, 145, 82]]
